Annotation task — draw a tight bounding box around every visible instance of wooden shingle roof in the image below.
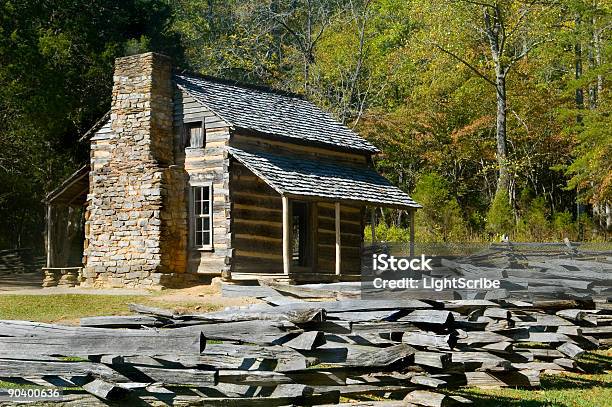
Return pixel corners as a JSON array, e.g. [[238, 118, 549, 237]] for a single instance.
[[175, 73, 379, 154], [228, 147, 420, 209], [45, 165, 90, 206]]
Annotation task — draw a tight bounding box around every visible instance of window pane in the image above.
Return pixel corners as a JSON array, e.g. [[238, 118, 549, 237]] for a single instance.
[[191, 185, 212, 248], [202, 186, 210, 214]]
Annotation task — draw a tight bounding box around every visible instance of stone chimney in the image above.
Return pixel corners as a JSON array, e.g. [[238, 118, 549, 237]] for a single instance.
[[82, 53, 187, 288]]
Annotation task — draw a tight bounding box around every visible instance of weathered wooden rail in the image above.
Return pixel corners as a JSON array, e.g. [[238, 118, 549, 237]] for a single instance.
[[0, 298, 609, 405], [0, 249, 610, 406]]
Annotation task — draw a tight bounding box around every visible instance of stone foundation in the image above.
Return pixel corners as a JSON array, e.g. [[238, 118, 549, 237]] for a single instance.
[[42, 267, 82, 287]]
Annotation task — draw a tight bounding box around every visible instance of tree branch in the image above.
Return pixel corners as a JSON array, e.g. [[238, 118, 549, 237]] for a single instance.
[[271, 16, 308, 55], [504, 5, 532, 41], [507, 38, 551, 68], [433, 43, 497, 87]]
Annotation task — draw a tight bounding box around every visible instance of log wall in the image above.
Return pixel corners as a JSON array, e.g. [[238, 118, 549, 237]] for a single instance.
[[229, 132, 367, 277], [230, 164, 284, 274], [316, 202, 363, 276], [173, 89, 232, 275], [230, 134, 369, 165], [229, 163, 364, 277]]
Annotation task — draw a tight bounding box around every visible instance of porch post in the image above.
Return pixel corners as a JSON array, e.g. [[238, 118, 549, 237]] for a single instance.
[[335, 202, 341, 276], [409, 209, 415, 257], [46, 204, 52, 268], [282, 195, 291, 276]]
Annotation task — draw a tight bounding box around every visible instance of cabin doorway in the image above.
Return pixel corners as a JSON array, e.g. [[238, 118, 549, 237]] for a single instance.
[[291, 201, 311, 267]]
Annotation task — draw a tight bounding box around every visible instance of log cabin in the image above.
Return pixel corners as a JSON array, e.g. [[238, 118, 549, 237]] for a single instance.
[[43, 52, 420, 288]]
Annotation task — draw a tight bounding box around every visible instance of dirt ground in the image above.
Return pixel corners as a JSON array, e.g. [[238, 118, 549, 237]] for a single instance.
[[149, 283, 261, 310], [0, 270, 260, 312]]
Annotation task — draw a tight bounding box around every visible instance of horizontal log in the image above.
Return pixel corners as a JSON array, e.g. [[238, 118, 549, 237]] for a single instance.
[[399, 310, 454, 325], [557, 342, 585, 358], [328, 310, 405, 322], [180, 320, 300, 345], [82, 379, 127, 401], [414, 351, 452, 369], [0, 321, 204, 356], [410, 375, 448, 389], [526, 348, 565, 360], [127, 303, 180, 319], [184, 307, 325, 324], [246, 300, 432, 314], [0, 358, 127, 382], [351, 321, 422, 334], [259, 280, 357, 299], [312, 343, 416, 368], [218, 370, 292, 386], [404, 390, 454, 407], [282, 331, 326, 350], [80, 315, 168, 328], [457, 331, 513, 346], [403, 332, 456, 350], [221, 284, 281, 298]]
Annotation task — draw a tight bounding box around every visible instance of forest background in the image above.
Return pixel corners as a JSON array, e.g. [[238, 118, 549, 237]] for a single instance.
[[0, 0, 610, 250]]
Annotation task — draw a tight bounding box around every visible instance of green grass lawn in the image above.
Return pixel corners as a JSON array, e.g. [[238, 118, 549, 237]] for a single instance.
[[0, 293, 220, 323], [457, 349, 612, 407], [340, 349, 612, 407]]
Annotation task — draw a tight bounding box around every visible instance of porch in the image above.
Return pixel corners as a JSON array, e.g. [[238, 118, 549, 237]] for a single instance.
[[43, 165, 89, 286], [227, 147, 421, 282]]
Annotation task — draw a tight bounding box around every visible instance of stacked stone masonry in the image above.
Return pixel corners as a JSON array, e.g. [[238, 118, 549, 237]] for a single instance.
[[82, 53, 188, 288]]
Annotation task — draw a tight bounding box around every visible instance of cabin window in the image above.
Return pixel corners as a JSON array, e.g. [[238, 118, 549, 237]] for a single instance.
[[185, 121, 205, 148], [191, 184, 213, 250]]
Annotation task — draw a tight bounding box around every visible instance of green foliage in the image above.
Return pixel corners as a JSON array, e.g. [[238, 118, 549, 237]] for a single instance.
[[516, 196, 550, 241], [412, 173, 467, 242], [565, 94, 612, 204], [486, 191, 515, 237], [0, 0, 184, 250], [365, 222, 412, 243], [1, 0, 610, 250], [124, 36, 151, 55], [553, 211, 576, 240]]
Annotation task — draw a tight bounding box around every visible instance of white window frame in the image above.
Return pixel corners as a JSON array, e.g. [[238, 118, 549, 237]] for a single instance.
[[189, 182, 213, 251]]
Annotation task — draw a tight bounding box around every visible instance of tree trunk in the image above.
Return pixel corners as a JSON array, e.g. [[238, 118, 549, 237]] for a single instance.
[[483, 5, 510, 197], [575, 16, 584, 122], [495, 72, 509, 195]]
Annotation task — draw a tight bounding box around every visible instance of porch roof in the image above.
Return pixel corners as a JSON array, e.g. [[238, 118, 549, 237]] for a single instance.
[[45, 165, 90, 206], [227, 147, 421, 209]]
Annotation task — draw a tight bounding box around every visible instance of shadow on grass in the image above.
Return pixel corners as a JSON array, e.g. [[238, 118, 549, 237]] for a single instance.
[[450, 389, 557, 407], [540, 373, 611, 391], [576, 352, 612, 374]]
